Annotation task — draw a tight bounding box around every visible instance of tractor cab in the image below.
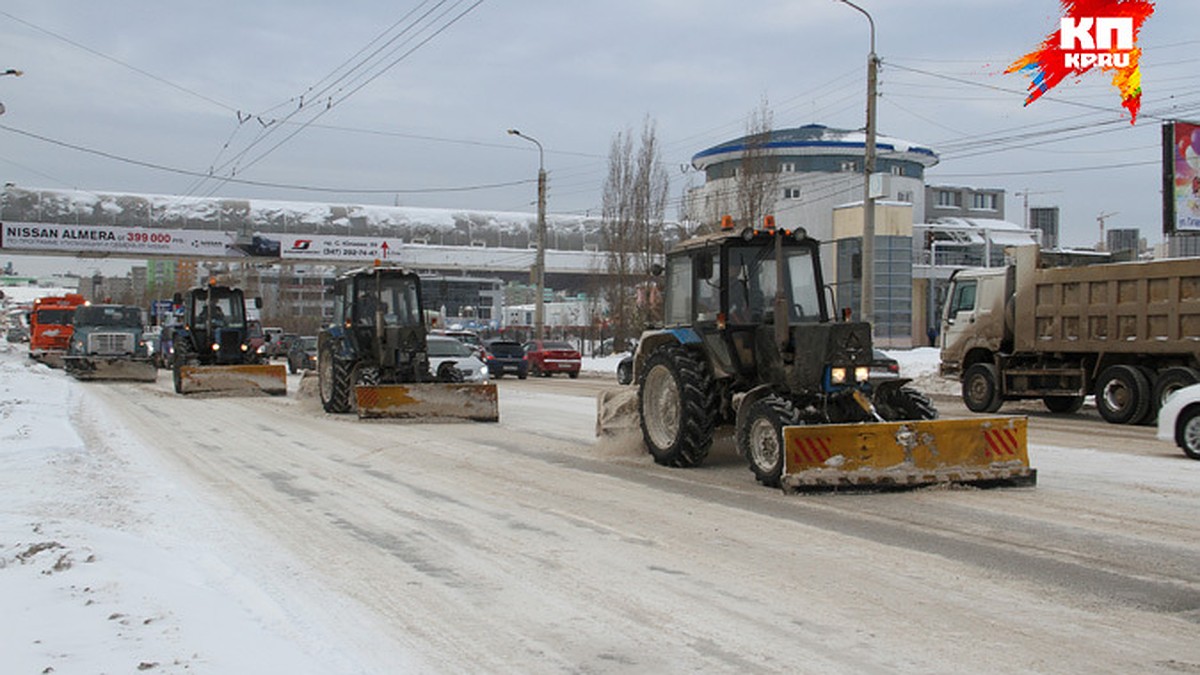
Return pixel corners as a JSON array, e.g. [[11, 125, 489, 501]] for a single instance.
[[178, 285, 255, 365], [329, 267, 429, 383], [651, 222, 871, 397]]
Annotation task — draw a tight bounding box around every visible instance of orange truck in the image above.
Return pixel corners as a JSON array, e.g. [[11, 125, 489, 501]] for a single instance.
[[29, 293, 86, 367]]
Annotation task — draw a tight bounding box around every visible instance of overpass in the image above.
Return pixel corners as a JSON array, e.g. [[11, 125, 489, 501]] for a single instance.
[[0, 186, 670, 287]]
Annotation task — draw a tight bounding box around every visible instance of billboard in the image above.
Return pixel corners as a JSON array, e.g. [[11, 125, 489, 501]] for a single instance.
[[1164, 120, 1200, 234]]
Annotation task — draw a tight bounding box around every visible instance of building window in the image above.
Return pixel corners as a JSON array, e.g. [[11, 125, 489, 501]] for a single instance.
[[891, 165, 903, 176], [780, 162, 796, 173], [935, 190, 961, 208], [783, 187, 801, 200], [897, 190, 913, 203], [972, 193, 997, 210], [840, 160, 857, 172]]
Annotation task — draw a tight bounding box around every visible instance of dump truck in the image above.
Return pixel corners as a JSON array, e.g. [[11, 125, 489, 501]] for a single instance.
[[597, 219, 1035, 491], [63, 303, 157, 381], [28, 293, 86, 368], [317, 265, 498, 421], [940, 244, 1200, 424], [171, 283, 286, 395]]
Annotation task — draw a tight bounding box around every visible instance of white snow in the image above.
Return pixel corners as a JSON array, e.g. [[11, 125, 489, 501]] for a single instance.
[[0, 344, 397, 674], [8, 342, 1189, 672]]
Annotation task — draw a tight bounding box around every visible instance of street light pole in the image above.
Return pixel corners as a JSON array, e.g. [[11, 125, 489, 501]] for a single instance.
[[1, 68, 23, 116], [837, 0, 877, 326], [507, 128, 547, 341]]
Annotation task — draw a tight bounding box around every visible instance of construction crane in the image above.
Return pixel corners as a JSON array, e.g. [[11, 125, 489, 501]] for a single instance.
[[1013, 188, 1062, 229], [1097, 211, 1119, 251]]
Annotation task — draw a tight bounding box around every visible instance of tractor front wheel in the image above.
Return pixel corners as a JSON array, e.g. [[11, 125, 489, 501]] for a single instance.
[[737, 395, 802, 487], [874, 384, 938, 421], [638, 346, 716, 468], [172, 340, 195, 394]]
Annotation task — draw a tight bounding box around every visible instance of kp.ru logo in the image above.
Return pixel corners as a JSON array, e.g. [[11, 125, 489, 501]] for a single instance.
[[1061, 17, 1133, 68], [1006, 1, 1155, 124]]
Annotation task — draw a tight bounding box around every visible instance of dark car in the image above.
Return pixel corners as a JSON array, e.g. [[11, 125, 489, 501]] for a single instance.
[[869, 348, 901, 383], [287, 335, 318, 373], [523, 340, 582, 379], [482, 338, 528, 379]]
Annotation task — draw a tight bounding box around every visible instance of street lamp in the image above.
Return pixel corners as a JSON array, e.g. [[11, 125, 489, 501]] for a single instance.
[[507, 128, 547, 342], [836, 0, 878, 326], [0, 68, 22, 116]]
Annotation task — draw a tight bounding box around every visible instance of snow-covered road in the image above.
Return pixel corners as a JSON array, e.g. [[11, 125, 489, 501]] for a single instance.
[[4, 344, 1199, 674]]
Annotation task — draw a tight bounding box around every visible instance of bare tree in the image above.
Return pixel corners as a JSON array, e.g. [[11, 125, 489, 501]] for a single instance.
[[735, 97, 779, 232], [601, 116, 669, 347]]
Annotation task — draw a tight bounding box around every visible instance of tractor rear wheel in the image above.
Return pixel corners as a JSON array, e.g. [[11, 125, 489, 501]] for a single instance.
[[737, 395, 802, 487], [638, 346, 716, 468], [319, 341, 354, 413]]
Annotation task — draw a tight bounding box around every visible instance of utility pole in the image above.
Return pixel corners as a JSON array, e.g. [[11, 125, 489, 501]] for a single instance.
[[838, 0, 877, 326], [507, 129, 547, 341]]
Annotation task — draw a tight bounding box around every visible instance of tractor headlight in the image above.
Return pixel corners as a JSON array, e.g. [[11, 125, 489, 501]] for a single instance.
[[830, 367, 847, 385], [854, 366, 870, 382], [241, 343, 249, 352], [211, 343, 220, 352]]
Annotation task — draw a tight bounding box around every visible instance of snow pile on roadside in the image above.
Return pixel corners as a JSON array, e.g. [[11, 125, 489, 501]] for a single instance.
[[0, 344, 381, 674], [883, 347, 960, 396]]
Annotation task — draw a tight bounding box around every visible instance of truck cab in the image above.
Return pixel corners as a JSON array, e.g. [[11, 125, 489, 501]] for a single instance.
[[938, 266, 1010, 379]]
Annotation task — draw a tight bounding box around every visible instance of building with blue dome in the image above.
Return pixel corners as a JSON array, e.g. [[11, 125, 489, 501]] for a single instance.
[[684, 124, 940, 346]]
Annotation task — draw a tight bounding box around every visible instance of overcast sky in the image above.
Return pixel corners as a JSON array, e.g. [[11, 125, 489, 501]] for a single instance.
[[2, 0, 1197, 277]]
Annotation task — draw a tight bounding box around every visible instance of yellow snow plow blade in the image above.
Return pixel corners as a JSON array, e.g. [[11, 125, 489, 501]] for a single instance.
[[177, 364, 287, 396], [782, 416, 1036, 491], [354, 383, 499, 421]]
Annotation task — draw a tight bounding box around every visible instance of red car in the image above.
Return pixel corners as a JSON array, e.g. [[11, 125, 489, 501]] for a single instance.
[[522, 340, 581, 378]]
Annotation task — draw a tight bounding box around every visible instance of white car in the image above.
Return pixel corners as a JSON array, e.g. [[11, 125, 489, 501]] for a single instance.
[[427, 335, 489, 382], [1156, 382, 1200, 460]]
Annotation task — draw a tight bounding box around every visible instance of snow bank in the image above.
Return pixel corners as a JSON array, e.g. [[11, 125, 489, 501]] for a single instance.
[[0, 344, 382, 674]]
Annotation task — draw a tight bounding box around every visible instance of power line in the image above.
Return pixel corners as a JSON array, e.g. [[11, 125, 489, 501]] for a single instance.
[[0, 122, 533, 195], [0, 9, 236, 113]]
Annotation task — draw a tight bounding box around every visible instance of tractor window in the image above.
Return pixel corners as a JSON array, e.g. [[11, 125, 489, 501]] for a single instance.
[[196, 295, 244, 328], [380, 278, 421, 327], [664, 256, 693, 325], [727, 245, 822, 324], [356, 286, 378, 326], [696, 255, 721, 322]]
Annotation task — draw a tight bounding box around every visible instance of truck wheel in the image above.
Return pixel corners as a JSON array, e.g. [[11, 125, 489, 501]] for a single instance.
[[319, 343, 353, 413], [1095, 365, 1151, 425], [875, 385, 938, 421], [1153, 367, 1200, 409], [1177, 405, 1200, 460], [638, 346, 716, 468], [737, 395, 802, 487], [1042, 395, 1084, 413], [962, 363, 1002, 413]]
